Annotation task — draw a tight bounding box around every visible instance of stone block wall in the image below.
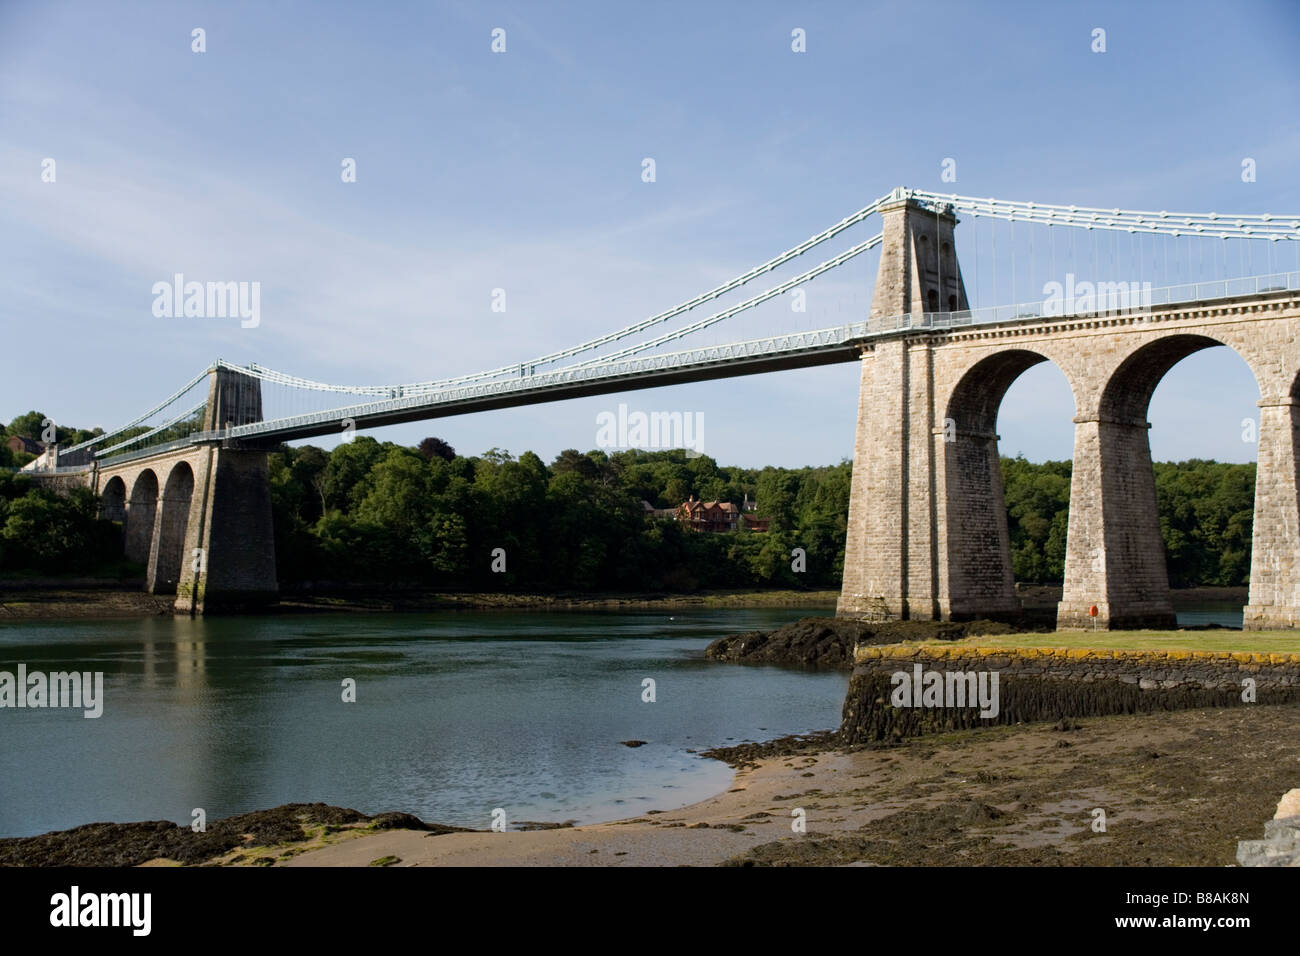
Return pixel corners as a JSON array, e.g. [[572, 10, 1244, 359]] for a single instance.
[[841, 643, 1300, 743]]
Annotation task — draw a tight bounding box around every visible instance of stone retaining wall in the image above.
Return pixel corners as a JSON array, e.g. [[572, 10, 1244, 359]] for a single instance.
[[841, 644, 1300, 743]]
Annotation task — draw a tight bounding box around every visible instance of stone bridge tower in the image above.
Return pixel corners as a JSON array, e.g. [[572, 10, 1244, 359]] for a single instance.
[[870, 187, 969, 320], [171, 364, 278, 615], [839, 191, 990, 623]]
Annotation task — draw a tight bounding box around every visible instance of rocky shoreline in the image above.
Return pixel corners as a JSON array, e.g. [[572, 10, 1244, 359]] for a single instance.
[[0, 803, 474, 867], [0, 584, 839, 620]]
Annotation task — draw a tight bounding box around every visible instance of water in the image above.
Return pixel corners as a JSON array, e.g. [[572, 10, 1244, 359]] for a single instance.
[[0, 607, 847, 839], [1173, 602, 1244, 629]]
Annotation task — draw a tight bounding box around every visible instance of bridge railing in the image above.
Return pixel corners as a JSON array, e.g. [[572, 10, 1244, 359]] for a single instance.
[[91, 436, 209, 468], [2, 464, 94, 476], [875, 269, 1300, 334]]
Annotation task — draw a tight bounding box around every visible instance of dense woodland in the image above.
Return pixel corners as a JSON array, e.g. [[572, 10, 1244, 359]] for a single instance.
[[0, 411, 1259, 590], [265, 439, 851, 590]]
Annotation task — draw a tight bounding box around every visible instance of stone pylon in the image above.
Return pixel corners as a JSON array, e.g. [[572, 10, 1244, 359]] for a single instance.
[[174, 365, 278, 614], [839, 192, 989, 622], [870, 187, 969, 321], [1243, 394, 1300, 629]]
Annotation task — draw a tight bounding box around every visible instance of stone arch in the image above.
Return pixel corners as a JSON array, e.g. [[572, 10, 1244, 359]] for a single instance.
[[147, 461, 195, 595], [1062, 333, 1262, 629], [946, 350, 1071, 435], [124, 470, 159, 564], [940, 349, 1076, 619], [1099, 334, 1258, 424], [100, 476, 127, 523]]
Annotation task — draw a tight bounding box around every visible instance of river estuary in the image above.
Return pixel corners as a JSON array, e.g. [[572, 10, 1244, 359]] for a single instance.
[[0, 607, 849, 838], [0, 601, 1246, 839]]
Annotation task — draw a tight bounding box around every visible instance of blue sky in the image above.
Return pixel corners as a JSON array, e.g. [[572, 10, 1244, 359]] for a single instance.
[[3, 0, 1298, 467]]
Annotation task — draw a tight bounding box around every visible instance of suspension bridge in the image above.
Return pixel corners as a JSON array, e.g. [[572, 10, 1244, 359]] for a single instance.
[[24, 187, 1300, 625]]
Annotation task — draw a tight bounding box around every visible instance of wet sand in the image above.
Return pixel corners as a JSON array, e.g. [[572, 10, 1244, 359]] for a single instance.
[[0, 588, 175, 619], [269, 703, 1299, 867]]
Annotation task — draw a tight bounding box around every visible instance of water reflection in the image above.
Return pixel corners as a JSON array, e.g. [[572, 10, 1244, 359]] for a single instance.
[[0, 607, 846, 838]]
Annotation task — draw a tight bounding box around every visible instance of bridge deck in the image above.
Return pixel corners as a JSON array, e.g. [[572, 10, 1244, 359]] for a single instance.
[[85, 278, 1300, 465]]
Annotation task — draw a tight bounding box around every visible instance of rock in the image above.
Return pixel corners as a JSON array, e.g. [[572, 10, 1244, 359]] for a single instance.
[[1260, 820, 1300, 846], [704, 617, 1025, 671], [0, 803, 464, 866], [956, 802, 1004, 823], [515, 820, 576, 831], [1236, 840, 1300, 867], [620, 740, 647, 748], [1274, 788, 1300, 820], [369, 812, 430, 831], [1263, 816, 1300, 837], [701, 729, 838, 768], [1237, 789, 1300, 866]]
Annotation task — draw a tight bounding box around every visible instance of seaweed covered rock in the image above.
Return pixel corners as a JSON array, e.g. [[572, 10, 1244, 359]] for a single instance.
[[0, 802, 452, 867], [705, 617, 1021, 670]]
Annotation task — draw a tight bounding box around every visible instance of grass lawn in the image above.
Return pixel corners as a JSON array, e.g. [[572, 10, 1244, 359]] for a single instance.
[[915, 629, 1300, 655]]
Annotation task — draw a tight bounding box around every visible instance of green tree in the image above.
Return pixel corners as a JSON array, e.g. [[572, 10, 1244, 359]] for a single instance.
[[320, 436, 386, 511], [6, 411, 47, 440]]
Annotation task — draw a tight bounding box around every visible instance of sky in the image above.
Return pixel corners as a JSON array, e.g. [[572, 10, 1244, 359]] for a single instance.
[[2, 0, 1299, 468]]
